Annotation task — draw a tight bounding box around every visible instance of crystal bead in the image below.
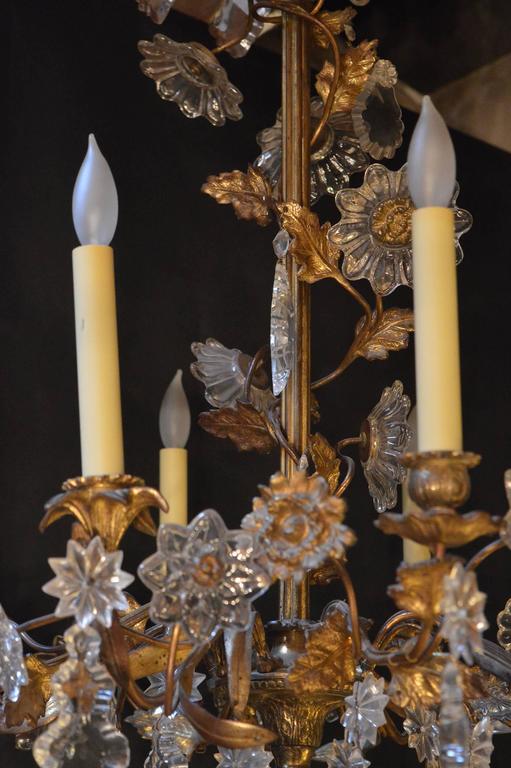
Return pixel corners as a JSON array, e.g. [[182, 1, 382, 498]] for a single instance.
[[439, 662, 470, 768], [270, 253, 295, 396], [0, 604, 28, 704]]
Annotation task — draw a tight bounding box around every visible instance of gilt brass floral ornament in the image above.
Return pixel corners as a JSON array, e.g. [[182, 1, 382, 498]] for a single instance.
[[198, 402, 277, 454], [138, 35, 243, 127], [309, 433, 341, 495], [242, 471, 355, 582], [328, 164, 472, 295], [351, 308, 414, 361], [440, 563, 488, 665], [288, 604, 356, 694], [388, 557, 460, 620], [42, 536, 134, 629], [315, 40, 378, 113], [138, 509, 270, 642], [276, 203, 341, 284], [360, 380, 411, 513], [375, 509, 501, 549], [312, 9, 358, 48], [40, 474, 161, 551], [3, 655, 53, 730], [202, 166, 273, 225]]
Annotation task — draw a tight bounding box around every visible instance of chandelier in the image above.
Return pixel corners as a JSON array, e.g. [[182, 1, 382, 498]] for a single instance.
[[2, 3, 510, 768]]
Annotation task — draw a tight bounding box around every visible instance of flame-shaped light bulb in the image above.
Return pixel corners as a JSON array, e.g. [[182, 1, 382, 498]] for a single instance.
[[72, 134, 118, 245], [407, 96, 456, 208], [159, 370, 191, 448]]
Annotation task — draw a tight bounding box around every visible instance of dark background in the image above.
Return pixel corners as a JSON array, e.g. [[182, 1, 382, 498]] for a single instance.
[[3, 1, 511, 766]]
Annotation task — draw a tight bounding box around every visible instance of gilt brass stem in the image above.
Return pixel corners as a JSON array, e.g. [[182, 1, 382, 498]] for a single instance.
[[279, 1, 311, 623]]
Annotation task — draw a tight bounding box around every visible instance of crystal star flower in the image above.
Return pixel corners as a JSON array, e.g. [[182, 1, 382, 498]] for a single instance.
[[328, 163, 472, 295], [214, 746, 274, 768], [255, 99, 368, 205], [145, 714, 189, 768], [241, 471, 355, 583], [42, 536, 134, 629], [314, 739, 370, 768], [351, 60, 404, 160], [342, 673, 389, 749], [191, 338, 271, 410], [138, 35, 243, 127], [360, 381, 412, 513], [440, 562, 488, 665], [138, 509, 270, 642], [403, 706, 440, 767], [0, 605, 28, 703], [469, 718, 494, 768]]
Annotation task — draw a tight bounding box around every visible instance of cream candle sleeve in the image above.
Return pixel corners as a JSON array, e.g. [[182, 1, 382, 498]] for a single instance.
[[159, 447, 188, 526], [412, 207, 462, 452], [73, 245, 124, 476], [401, 407, 430, 563]]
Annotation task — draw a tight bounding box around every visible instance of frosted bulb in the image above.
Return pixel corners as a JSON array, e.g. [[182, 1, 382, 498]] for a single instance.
[[72, 134, 118, 245], [159, 370, 191, 448], [407, 96, 456, 208]]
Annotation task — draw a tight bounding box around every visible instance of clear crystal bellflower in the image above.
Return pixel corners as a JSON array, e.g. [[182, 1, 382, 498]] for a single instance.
[[403, 706, 440, 767], [360, 380, 411, 513], [42, 536, 134, 629], [314, 739, 370, 768], [0, 604, 28, 703], [342, 673, 389, 749], [138, 35, 243, 127], [440, 563, 488, 665], [214, 746, 274, 768], [138, 509, 270, 642]]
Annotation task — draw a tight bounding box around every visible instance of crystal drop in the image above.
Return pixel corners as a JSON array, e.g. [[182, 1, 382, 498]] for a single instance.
[[145, 715, 189, 768], [439, 662, 471, 768], [272, 229, 290, 259], [270, 258, 295, 396]]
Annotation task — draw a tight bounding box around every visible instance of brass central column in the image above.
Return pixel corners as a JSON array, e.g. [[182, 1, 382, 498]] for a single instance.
[[279, 4, 311, 622]]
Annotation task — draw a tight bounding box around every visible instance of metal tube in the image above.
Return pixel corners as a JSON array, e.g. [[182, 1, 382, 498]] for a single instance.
[[279, 3, 311, 622]]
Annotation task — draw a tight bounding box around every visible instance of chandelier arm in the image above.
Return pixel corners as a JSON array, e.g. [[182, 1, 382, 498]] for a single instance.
[[265, 407, 301, 465], [333, 560, 361, 660], [127, 677, 165, 710], [254, 1, 342, 146], [373, 610, 419, 648], [375, 294, 384, 322], [164, 623, 182, 715], [311, 344, 357, 391], [466, 538, 505, 571], [310, 0, 326, 14], [17, 612, 65, 634], [19, 632, 64, 655], [121, 624, 171, 649], [403, 619, 435, 663], [243, 344, 270, 402], [334, 454, 355, 497]]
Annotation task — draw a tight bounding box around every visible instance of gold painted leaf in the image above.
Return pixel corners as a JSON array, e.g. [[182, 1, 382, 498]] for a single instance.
[[376, 508, 501, 548], [198, 402, 277, 454], [310, 433, 340, 494], [388, 654, 487, 710], [312, 8, 357, 48], [315, 39, 378, 112], [276, 203, 340, 283], [202, 166, 273, 226], [388, 557, 460, 620], [288, 607, 355, 694], [354, 308, 414, 361], [5, 656, 54, 728]]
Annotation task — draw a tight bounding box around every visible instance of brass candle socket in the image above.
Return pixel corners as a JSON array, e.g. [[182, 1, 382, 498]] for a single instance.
[[402, 451, 481, 515]]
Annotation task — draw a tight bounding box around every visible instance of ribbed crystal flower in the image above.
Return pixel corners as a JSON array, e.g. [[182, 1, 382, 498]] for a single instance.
[[255, 99, 368, 205], [360, 380, 411, 513], [138, 509, 270, 642], [469, 718, 494, 768], [33, 625, 129, 768], [351, 60, 404, 161], [42, 536, 134, 629], [137, 0, 174, 24], [145, 715, 189, 768], [440, 562, 488, 665], [138, 35, 243, 127], [209, 1, 271, 58], [328, 163, 472, 295], [342, 673, 389, 748], [403, 706, 440, 767], [191, 338, 270, 410], [0, 604, 28, 703], [214, 746, 274, 768], [314, 739, 370, 768], [242, 471, 355, 583]]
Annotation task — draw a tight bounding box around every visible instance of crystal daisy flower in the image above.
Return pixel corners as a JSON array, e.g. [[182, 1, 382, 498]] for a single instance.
[[342, 673, 389, 749], [328, 163, 472, 295], [440, 563, 488, 665], [403, 706, 440, 766]]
